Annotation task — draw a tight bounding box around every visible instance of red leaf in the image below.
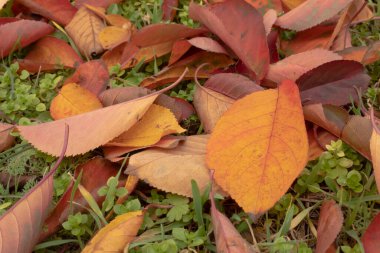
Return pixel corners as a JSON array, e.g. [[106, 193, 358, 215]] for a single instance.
[[188, 37, 228, 55], [39, 157, 121, 242], [0, 123, 15, 152], [168, 40, 192, 65], [162, 0, 178, 21], [189, 0, 270, 81], [18, 36, 83, 73], [244, 0, 283, 13], [315, 200, 343, 253], [362, 213, 380, 253], [276, 0, 353, 32], [16, 0, 77, 26], [75, 0, 121, 8], [0, 126, 68, 253], [0, 17, 20, 25], [65, 60, 109, 96], [297, 60, 370, 105], [0, 20, 54, 58], [204, 73, 263, 100]]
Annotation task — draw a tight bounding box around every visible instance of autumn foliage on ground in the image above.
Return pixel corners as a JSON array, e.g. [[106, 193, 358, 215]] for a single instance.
[[0, 0, 380, 252]]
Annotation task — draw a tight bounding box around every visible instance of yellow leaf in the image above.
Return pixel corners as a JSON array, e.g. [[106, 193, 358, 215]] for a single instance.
[[82, 211, 144, 253], [107, 104, 185, 147], [98, 26, 131, 49], [206, 80, 308, 215], [50, 83, 103, 120], [65, 7, 105, 58], [370, 126, 380, 193]]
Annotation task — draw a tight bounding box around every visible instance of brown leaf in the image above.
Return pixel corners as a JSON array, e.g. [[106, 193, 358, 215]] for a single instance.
[[65, 7, 105, 59], [126, 135, 213, 197], [276, 0, 353, 31], [0, 20, 54, 58], [307, 126, 337, 161], [16, 0, 77, 25], [18, 36, 83, 73], [204, 73, 263, 100], [168, 40, 192, 65], [0, 123, 15, 152], [189, 0, 269, 80], [64, 60, 109, 96], [338, 41, 380, 65], [362, 212, 380, 253], [0, 126, 68, 253], [39, 157, 121, 241], [315, 200, 343, 253]]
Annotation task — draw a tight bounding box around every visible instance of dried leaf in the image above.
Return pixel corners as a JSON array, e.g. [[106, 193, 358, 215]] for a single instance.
[[276, 0, 353, 31], [50, 83, 103, 120], [18, 36, 83, 73], [207, 80, 308, 215], [244, 0, 283, 13], [98, 26, 132, 49], [162, 0, 178, 21], [204, 73, 263, 100], [362, 212, 380, 253], [82, 211, 144, 252], [189, 0, 270, 80], [338, 41, 380, 65], [307, 127, 337, 161], [76, 0, 121, 8], [64, 60, 109, 96], [297, 60, 370, 105], [126, 135, 213, 197], [0, 20, 54, 58], [370, 118, 380, 193], [263, 9, 277, 36], [315, 200, 343, 253], [187, 37, 228, 55], [168, 40, 192, 65], [282, 0, 305, 10], [107, 104, 185, 147], [193, 83, 234, 133], [65, 7, 105, 59], [16, 0, 77, 25], [0, 123, 15, 152], [266, 49, 342, 83], [39, 157, 120, 241]]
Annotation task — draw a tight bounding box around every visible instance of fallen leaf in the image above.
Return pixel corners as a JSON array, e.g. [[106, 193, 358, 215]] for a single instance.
[[76, 0, 121, 8], [275, 0, 353, 31], [315, 200, 343, 253], [0, 126, 68, 253], [104, 135, 185, 161], [98, 26, 132, 49], [362, 212, 380, 253], [281, 0, 305, 10], [370, 115, 380, 193], [297, 60, 370, 105], [187, 37, 228, 55], [307, 127, 337, 161], [101, 42, 127, 68], [210, 180, 257, 253], [107, 104, 185, 147], [267, 30, 280, 63], [0, 17, 20, 25], [65, 7, 105, 59], [338, 41, 380, 65], [162, 0, 178, 21], [280, 24, 335, 55], [266, 49, 342, 83], [17, 72, 187, 156], [193, 82, 235, 133], [140, 51, 233, 89], [82, 210, 144, 252], [263, 9, 277, 36], [204, 73, 263, 100], [64, 60, 109, 96], [39, 157, 121, 242], [0, 123, 15, 152], [16, 0, 77, 25], [168, 40, 192, 65], [18, 36, 83, 73], [126, 135, 213, 197], [189, 0, 270, 81], [50, 83, 103, 120], [0, 20, 54, 58], [207, 80, 308, 215], [244, 0, 283, 13]]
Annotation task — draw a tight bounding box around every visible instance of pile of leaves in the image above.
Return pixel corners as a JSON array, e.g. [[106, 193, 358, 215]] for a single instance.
[[0, 0, 380, 252]]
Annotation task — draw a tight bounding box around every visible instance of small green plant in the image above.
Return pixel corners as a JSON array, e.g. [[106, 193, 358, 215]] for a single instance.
[[140, 239, 178, 253], [170, 82, 195, 102], [62, 213, 93, 248], [109, 63, 149, 88]]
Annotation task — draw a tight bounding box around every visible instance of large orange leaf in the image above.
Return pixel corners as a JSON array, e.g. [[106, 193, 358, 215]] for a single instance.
[[50, 83, 103, 120], [106, 104, 185, 147], [82, 210, 144, 252], [0, 126, 68, 253], [65, 7, 105, 58], [126, 135, 214, 197], [275, 0, 353, 31], [206, 80, 308, 215], [18, 37, 83, 73], [189, 0, 269, 81], [17, 73, 187, 156]]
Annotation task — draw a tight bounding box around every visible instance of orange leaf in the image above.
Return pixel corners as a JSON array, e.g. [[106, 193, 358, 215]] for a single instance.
[[282, 0, 305, 10], [206, 80, 308, 215], [0, 123, 15, 152], [244, 0, 283, 13], [82, 211, 144, 252], [98, 26, 132, 49], [276, 0, 353, 32], [126, 135, 215, 197], [315, 200, 343, 253], [65, 7, 105, 58], [338, 41, 380, 65], [369, 119, 380, 192], [50, 83, 103, 120], [107, 104, 185, 147]]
